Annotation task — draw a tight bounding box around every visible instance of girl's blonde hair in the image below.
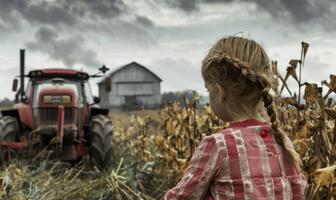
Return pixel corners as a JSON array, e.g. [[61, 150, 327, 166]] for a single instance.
[[202, 36, 301, 171]]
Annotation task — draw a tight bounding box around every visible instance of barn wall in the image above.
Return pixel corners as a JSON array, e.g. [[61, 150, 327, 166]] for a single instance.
[[152, 82, 161, 105], [109, 95, 124, 106], [111, 83, 118, 96], [117, 82, 153, 96], [108, 82, 123, 107]]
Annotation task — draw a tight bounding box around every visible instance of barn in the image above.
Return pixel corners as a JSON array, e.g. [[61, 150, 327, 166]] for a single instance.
[[98, 62, 162, 111]]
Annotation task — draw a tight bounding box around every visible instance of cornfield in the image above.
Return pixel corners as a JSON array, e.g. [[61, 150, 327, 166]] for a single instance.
[[1, 42, 336, 200]]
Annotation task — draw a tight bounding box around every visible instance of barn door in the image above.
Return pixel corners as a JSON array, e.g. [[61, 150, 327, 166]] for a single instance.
[[124, 95, 140, 110], [125, 96, 137, 105]]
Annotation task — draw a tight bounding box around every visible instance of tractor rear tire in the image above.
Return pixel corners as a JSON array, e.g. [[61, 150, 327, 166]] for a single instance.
[[0, 116, 20, 161], [88, 115, 113, 170]]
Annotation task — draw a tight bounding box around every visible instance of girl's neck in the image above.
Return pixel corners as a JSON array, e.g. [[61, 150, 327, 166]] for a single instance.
[[230, 115, 267, 123], [227, 104, 269, 123]]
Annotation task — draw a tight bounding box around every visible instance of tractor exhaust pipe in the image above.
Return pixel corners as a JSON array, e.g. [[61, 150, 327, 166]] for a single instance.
[[20, 49, 25, 98]]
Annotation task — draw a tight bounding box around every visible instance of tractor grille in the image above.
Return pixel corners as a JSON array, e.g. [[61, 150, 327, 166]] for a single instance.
[[38, 107, 77, 125]]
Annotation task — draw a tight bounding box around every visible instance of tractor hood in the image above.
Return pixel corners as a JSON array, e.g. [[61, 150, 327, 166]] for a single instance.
[[33, 86, 79, 128], [38, 86, 78, 108]]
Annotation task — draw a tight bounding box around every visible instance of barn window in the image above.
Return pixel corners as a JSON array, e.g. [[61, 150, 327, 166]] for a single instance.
[[117, 82, 153, 96]]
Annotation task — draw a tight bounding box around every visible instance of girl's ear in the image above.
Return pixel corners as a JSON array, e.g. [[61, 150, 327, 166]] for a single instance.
[[214, 83, 226, 103]]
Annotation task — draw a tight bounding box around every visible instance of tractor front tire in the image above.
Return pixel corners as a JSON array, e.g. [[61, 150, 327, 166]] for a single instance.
[[88, 115, 113, 170], [0, 116, 20, 161]]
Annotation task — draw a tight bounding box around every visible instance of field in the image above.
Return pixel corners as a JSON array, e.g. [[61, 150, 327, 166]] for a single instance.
[[1, 42, 336, 200]]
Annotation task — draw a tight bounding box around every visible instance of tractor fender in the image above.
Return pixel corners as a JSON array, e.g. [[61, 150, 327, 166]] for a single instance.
[[89, 107, 109, 118], [1, 104, 33, 130]]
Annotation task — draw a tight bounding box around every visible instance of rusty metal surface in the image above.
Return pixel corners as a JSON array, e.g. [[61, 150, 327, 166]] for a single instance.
[[57, 105, 64, 146], [0, 141, 28, 150]]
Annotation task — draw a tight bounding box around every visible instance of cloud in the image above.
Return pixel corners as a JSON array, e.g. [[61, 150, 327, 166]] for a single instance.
[[164, 0, 201, 12], [21, 1, 77, 26], [0, 0, 126, 28], [300, 56, 333, 84], [0, 0, 156, 45], [135, 16, 155, 28], [0, 67, 21, 100], [0, 0, 157, 68], [161, 0, 336, 30], [26, 26, 101, 68], [256, 0, 331, 23], [0, 0, 26, 31]]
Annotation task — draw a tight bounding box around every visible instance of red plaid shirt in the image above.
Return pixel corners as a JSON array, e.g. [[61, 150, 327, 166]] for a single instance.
[[165, 119, 307, 200]]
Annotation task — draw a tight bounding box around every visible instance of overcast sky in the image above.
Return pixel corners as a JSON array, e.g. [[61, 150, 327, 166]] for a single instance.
[[0, 0, 335, 99]]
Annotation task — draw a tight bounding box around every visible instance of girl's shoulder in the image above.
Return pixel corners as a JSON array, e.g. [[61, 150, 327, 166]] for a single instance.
[[205, 128, 232, 141], [209, 124, 274, 144], [196, 129, 232, 150], [219, 122, 274, 138], [204, 128, 238, 142], [202, 122, 273, 150], [200, 128, 235, 149]]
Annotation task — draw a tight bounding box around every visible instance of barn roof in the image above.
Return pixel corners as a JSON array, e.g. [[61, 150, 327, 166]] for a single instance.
[[98, 61, 162, 84]]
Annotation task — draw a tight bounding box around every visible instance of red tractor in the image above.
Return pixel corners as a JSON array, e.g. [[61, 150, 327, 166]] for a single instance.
[[0, 50, 113, 169]]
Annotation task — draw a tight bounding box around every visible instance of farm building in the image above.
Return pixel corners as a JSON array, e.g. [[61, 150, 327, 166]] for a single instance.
[[98, 62, 162, 111]]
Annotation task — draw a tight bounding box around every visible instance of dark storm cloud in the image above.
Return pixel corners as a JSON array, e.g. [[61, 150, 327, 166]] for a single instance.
[[0, 0, 26, 30], [165, 0, 200, 12], [252, 0, 333, 23], [0, 0, 156, 68], [135, 16, 155, 28], [73, 0, 125, 19], [0, 0, 126, 28], [0, 0, 156, 39], [21, 1, 77, 26], [164, 0, 336, 29], [26, 26, 101, 68]]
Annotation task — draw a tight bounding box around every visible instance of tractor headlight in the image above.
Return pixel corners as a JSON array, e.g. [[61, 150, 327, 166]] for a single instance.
[[43, 95, 52, 103], [43, 95, 71, 104], [36, 71, 43, 76], [76, 72, 89, 80], [62, 95, 71, 103], [29, 70, 43, 77]]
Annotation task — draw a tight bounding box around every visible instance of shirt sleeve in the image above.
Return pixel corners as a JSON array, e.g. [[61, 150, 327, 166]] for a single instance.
[[164, 135, 225, 200]]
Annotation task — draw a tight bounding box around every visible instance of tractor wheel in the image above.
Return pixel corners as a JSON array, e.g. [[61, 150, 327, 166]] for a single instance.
[[0, 116, 20, 161], [88, 115, 113, 170]]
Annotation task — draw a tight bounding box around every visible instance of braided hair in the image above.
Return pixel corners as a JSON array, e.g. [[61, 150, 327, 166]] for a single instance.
[[202, 36, 301, 171]]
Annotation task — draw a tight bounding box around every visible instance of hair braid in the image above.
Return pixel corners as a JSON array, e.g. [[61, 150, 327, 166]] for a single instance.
[[257, 75, 302, 171], [207, 52, 302, 171]]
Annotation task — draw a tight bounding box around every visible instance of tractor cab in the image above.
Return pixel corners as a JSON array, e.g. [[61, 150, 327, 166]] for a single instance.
[[0, 50, 113, 170], [29, 73, 87, 129]]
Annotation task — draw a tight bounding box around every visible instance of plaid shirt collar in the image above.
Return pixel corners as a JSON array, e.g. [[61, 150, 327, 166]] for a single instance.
[[228, 118, 270, 128]]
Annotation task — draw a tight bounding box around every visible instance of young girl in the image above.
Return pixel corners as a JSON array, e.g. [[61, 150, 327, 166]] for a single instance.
[[164, 36, 307, 200]]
